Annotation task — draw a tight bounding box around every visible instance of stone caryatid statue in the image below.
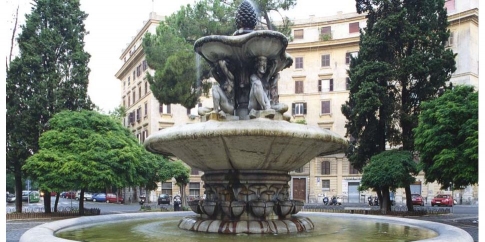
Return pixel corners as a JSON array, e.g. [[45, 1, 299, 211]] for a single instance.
[[211, 59, 235, 118]]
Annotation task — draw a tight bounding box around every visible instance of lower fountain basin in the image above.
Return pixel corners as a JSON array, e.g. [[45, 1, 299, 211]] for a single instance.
[[22, 212, 473, 242]]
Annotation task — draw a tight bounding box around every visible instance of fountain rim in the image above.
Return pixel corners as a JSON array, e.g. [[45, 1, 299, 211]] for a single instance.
[[20, 211, 473, 242]]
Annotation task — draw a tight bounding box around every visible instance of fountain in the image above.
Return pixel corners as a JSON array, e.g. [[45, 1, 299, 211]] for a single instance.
[[18, 1, 474, 241], [143, 0, 347, 234]]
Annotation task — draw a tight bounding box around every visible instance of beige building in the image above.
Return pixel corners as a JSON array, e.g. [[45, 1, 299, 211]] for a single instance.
[[281, 0, 478, 204], [116, 0, 478, 204]]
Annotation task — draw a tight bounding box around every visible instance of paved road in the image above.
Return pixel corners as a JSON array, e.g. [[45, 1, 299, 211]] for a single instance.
[[6, 200, 478, 242]]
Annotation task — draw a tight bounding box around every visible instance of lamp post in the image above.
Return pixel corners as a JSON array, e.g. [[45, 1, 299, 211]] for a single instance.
[[450, 182, 454, 214]]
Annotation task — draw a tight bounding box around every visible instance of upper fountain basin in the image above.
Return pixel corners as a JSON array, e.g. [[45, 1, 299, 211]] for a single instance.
[[144, 119, 348, 172]]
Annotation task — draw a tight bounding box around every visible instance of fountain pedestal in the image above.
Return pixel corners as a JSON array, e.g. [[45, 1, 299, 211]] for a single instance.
[[179, 170, 313, 233]]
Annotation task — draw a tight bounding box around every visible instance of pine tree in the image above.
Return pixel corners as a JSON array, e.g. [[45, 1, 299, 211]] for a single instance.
[[342, 0, 456, 211], [6, 0, 93, 213]]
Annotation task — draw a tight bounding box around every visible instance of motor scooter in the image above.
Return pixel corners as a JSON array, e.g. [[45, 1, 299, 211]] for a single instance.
[[139, 196, 146, 205], [373, 196, 379, 206], [368, 196, 373, 206], [323, 196, 329, 205]]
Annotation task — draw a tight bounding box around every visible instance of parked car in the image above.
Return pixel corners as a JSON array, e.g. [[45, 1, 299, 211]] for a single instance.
[[106, 193, 124, 203], [21, 191, 40, 203], [40, 191, 57, 197], [158, 194, 171, 205], [7, 193, 16, 203], [61, 191, 76, 199], [92, 193, 124, 203], [76, 192, 93, 201], [92, 193, 106, 202], [431, 194, 453, 207], [411, 194, 424, 206]]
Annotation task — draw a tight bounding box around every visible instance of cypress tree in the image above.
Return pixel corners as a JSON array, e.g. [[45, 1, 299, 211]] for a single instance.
[[6, 0, 93, 213]]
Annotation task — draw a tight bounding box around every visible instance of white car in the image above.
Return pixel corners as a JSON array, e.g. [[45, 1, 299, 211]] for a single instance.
[[76, 192, 93, 201]]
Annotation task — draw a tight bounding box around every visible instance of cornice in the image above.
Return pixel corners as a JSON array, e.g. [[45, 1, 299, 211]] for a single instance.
[[120, 16, 163, 59], [287, 36, 360, 52], [115, 47, 145, 80], [290, 13, 366, 28], [448, 8, 479, 27]]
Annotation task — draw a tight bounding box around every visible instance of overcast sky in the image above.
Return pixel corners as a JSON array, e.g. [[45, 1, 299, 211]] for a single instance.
[[7, 0, 356, 112]]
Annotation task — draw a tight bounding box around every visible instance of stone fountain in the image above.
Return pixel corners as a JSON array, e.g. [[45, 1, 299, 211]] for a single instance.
[[144, 0, 347, 234]]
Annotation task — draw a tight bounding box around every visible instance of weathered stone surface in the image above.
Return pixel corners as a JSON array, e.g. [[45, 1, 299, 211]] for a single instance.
[[144, 119, 347, 171]]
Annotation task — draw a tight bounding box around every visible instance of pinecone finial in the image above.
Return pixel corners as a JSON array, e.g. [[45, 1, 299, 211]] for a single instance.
[[234, 0, 257, 35]]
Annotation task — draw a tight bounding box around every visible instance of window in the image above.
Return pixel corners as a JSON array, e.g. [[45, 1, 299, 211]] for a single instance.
[[322, 180, 330, 191], [128, 95, 131, 107], [133, 70, 136, 80], [292, 102, 307, 115], [295, 81, 304, 94], [346, 52, 358, 64], [346, 77, 351, 90], [321, 54, 330, 67], [294, 166, 304, 173], [132, 91, 136, 104], [161, 182, 172, 196], [140, 130, 148, 143], [189, 182, 200, 200], [349, 164, 359, 174], [123, 97, 125, 108], [144, 102, 148, 116], [136, 65, 141, 77], [145, 82, 148, 95], [128, 111, 135, 124], [128, 77, 130, 86], [142, 60, 148, 71], [320, 26, 332, 40], [349, 22, 360, 33], [321, 101, 331, 114], [187, 107, 191, 115], [321, 161, 331, 175], [159, 104, 171, 114], [136, 107, 141, 122], [318, 79, 333, 92], [139, 86, 142, 99], [191, 168, 200, 175], [294, 29, 304, 39], [295, 57, 303, 69], [446, 32, 454, 46], [123, 81, 126, 90]]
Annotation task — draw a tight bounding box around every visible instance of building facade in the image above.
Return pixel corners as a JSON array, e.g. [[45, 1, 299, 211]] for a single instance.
[[116, 0, 478, 204], [282, 0, 478, 205]]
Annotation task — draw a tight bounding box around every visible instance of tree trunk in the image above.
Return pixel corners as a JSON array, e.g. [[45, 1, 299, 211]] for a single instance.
[[43, 189, 51, 213], [405, 185, 414, 212], [54, 193, 60, 212], [375, 188, 382, 210], [381, 188, 390, 213], [14, 168, 22, 213], [79, 189, 85, 215]]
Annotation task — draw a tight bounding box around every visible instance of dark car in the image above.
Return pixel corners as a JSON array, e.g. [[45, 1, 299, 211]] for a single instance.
[[431, 194, 453, 207], [62, 191, 76, 199], [411, 194, 424, 206], [92, 193, 124, 203], [158, 194, 170, 205]]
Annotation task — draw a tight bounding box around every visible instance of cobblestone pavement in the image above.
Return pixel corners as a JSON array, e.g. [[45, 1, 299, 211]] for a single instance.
[[6, 204, 478, 242]]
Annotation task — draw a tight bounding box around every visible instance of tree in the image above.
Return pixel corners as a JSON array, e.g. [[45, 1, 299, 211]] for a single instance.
[[360, 150, 418, 212], [342, 0, 456, 211], [160, 161, 191, 207], [23, 110, 149, 215], [6, 0, 93, 213], [414, 85, 478, 189]]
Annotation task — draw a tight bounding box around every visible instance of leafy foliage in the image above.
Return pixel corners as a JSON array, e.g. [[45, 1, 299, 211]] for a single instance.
[[343, 0, 456, 171], [343, 0, 455, 211], [6, 0, 93, 212], [22, 110, 166, 212], [414, 85, 478, 189], [360, 150, 418, 191]]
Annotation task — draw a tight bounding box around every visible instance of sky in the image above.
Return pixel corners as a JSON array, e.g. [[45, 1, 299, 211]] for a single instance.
[[5, 0, 356, 113]]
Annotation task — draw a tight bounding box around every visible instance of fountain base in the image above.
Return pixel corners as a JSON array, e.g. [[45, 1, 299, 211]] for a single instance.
[[178, 215, 314, 234]]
